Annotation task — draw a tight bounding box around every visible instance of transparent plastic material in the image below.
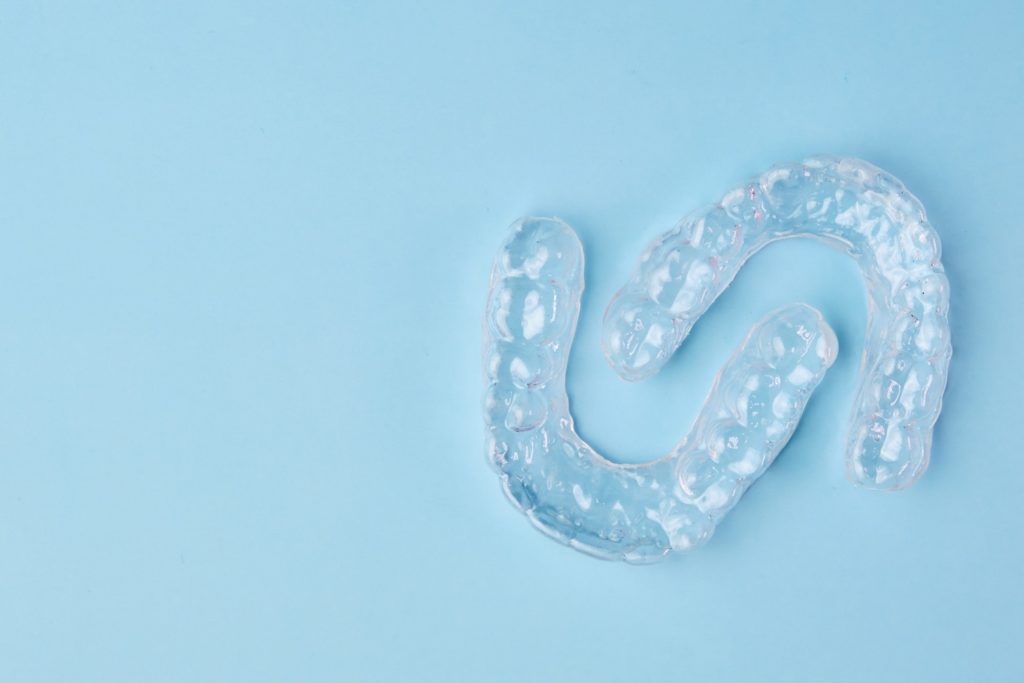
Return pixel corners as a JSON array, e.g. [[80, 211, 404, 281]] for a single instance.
[[482, 156, 952, 563]]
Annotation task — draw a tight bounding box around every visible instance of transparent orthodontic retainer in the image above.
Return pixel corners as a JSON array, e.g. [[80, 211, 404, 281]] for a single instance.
[[482, 156, 952, 563]]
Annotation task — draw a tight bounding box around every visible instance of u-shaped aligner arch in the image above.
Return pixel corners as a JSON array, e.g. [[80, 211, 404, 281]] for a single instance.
[[482, 156, 951, 563], [602, 156, 951, 491]]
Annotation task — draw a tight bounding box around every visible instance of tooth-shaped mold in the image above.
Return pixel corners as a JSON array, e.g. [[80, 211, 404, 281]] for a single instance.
[[482, 157, 952, 563]]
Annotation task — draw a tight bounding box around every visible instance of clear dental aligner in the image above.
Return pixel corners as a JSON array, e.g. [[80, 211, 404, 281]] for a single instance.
[[483, 156, 952, 563]]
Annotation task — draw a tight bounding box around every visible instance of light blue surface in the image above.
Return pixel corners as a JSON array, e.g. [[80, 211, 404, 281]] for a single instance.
[[1, 2, 1022, 681]]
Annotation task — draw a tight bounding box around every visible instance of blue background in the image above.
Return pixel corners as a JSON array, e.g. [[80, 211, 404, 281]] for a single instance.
[[2, 2, 1022, 681]]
